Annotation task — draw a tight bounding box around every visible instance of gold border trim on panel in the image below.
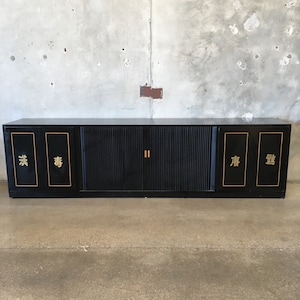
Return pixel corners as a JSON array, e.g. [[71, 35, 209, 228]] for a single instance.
[[256, 132, 283, 187], [45, 132, 72, 187], [222, 132, 249, 187], [11, 132, 38, 187]]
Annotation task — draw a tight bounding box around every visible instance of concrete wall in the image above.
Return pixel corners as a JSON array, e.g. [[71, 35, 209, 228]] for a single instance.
[[0, 0, 299, 181]]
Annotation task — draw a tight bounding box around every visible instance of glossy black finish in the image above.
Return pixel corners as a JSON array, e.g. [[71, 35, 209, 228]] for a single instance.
[[3, 119, 291, 198], [45, 132, 72, 187], [215, 125, 291, 197], [9, 132, 38, 187], [3, 126, 78, 197], [222, 132, 249, 187]]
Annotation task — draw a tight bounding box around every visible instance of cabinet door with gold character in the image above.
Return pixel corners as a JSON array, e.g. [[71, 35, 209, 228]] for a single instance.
[[45, 132, 73, 187], [217, 125, 291, 197], [7, 131, 39, 188], [256, 128, 290, 191]]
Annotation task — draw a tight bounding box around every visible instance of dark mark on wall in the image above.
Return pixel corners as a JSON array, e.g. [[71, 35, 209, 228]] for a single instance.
[[10, 56, 16, 61], [43, 55, 47, 60], [64, 48, 67, 53], [48, 41, 54, 49], [50, 82, 54, 86], [287, 54, 292, 59], [285, 2, 295, 7]]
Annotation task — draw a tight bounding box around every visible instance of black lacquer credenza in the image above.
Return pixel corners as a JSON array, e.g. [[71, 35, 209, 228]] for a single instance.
[[3, 118, 291, 198]]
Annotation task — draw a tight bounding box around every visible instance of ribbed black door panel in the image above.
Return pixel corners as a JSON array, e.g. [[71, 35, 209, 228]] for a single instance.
[[81, 126, 143, 190], [123, 127, 144, 189], [146, 126, 213, 191]]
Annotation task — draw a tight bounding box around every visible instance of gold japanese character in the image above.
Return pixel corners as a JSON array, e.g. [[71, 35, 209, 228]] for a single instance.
[[265, 154, 276, 166], [53, 156, 63, 168], [18, 154, 28, 167], [230, 155, 241, 167]]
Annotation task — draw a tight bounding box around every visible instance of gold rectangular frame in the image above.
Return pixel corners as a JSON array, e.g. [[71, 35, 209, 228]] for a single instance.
[[256, 132, 283, 187], [222, 132, 249, 187], [11, 132, 38, 187], [45, 132, 72, 187]]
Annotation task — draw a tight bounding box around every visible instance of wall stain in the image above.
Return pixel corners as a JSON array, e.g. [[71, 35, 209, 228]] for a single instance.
[[287, 26, 294, 35], [229, 24, 239, 35], [285, 1, 296, 8], [280, 55, 293, 66], [244, 13, 260, 32], [48, 41, 54, 49], [237, 61, 247, 70], [10, 56, 16, 62]]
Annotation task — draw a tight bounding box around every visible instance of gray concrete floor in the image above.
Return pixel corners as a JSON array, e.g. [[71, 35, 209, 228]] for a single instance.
[[0, 182, 300, 299]]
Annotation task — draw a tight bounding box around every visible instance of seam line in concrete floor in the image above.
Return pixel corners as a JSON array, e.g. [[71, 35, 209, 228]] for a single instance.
[[0, 246, 299, 251]]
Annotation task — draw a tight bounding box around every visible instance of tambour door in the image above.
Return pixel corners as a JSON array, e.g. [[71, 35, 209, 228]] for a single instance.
[[144, 126, 216, 191], [80, 126, 143, 190]]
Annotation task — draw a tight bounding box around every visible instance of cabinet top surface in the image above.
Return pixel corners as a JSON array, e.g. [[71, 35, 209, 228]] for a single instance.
[[3, 118, 290, 126]]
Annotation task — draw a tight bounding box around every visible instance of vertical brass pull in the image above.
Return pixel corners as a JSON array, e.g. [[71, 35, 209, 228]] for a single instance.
[[144, 150, 151, 158]]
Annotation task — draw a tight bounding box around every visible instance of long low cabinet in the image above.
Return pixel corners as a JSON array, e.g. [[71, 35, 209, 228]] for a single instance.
[[3, 118, 291, 198]]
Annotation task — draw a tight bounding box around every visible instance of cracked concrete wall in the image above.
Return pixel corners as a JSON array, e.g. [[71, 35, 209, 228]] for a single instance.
[[0, 0, 299, 181]]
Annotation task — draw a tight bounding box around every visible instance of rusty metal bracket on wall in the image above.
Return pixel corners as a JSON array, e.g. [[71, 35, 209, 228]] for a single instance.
[[140, 85, 163, 99]]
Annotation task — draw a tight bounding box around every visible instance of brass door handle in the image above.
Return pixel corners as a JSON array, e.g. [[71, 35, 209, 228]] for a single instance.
[[144, 149, 151, 158]]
